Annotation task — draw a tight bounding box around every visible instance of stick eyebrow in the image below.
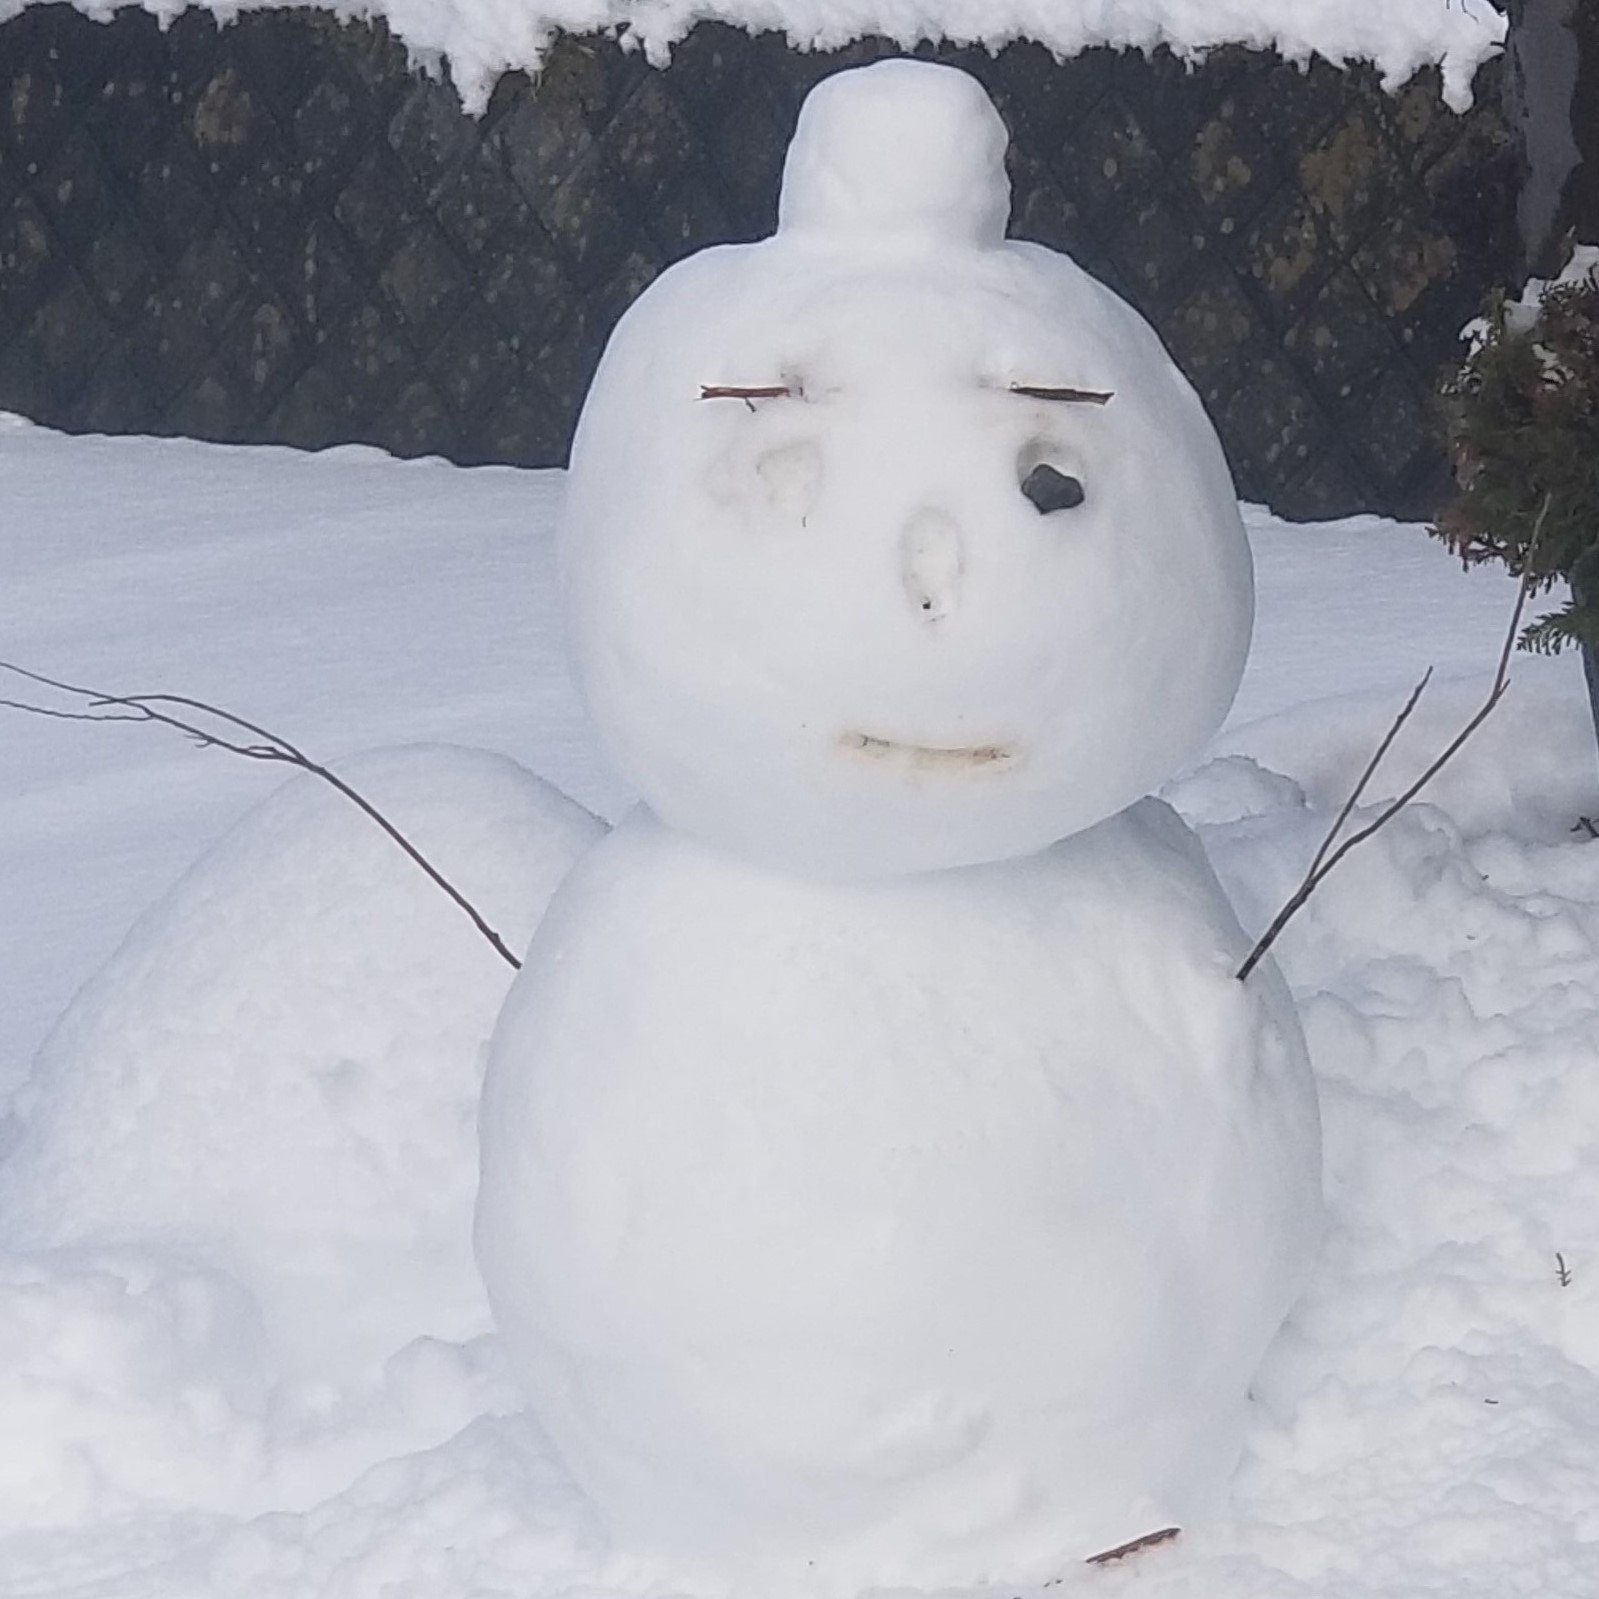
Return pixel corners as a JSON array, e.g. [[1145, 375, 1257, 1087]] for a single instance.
[[1008, 384, 1114, 404], [699, 384, 792, 400]]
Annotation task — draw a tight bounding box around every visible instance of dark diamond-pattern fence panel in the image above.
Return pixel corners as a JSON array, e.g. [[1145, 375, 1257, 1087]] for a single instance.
[[0, 6, 1514, 517]]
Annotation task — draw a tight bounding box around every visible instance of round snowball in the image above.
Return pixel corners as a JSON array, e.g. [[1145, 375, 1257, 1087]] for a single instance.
[[777, 58, 1010, 247], [560, 62, 1252, 879], [476, 801, 1321, 1588]]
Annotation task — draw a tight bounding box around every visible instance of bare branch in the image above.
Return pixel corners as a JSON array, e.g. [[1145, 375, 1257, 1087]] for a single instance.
[[0, 661, 522, 972], [1236, 493, 1551, 983], [1301, 667, 1433, 885], [0, 699, 146, 725]]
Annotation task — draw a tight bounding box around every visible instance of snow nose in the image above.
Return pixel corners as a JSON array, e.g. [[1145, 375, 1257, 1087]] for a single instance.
[[899, 508, 963, 622]]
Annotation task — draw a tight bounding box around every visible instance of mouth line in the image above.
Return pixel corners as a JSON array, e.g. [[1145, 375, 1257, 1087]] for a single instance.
[[839, 731, 1016, 771]]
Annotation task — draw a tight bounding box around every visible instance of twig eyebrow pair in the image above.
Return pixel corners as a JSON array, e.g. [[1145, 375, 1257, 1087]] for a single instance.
[[699, 383, 1114, 404]]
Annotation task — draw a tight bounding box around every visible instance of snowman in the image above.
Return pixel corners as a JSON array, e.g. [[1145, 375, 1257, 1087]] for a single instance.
[[475, 58, 1321, 1593]]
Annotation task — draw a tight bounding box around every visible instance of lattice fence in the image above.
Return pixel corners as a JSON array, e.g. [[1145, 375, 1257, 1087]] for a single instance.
[[0, 6, 1513, 516]]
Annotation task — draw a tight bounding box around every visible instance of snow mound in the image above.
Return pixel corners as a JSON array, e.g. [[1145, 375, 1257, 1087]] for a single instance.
[[0, 745, 602, 1376], [0, 1246, 268, 1529], [0, 1241, 523, 1540]]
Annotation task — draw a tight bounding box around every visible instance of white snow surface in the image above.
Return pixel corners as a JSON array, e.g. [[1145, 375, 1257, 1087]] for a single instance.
[[0, 0, 1506, 114], [561, 59, 1252, 879], [5, 409, 1599, 1596]]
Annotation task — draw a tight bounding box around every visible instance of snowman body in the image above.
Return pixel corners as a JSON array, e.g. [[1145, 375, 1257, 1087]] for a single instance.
[[476, 59, 1321, 1590], [478, 802, 1317, 1587]]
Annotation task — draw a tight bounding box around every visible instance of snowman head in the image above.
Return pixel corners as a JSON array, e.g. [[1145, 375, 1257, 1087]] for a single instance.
[[560, 59, 1253, 879]]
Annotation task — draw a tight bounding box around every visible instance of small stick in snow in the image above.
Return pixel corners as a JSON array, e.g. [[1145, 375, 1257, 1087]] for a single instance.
[[1557, 1252, 1573, 1288], [1085, 1526, 1181, 1565], [1235, 495, 1550, 984], [0, 661, 523, 973]]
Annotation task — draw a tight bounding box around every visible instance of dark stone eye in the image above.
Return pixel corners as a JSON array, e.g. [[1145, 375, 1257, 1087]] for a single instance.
[[1021, 463, 1085, 514]]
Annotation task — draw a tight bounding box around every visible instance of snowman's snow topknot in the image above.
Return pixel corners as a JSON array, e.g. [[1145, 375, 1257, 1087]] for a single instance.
[[777, 60, 1010, 248]]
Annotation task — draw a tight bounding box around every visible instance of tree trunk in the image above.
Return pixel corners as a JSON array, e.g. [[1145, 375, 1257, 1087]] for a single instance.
[[1506, 0, 1599, 276], [1571, 574, 1599, 755], [1507, 3, 1599, 796]]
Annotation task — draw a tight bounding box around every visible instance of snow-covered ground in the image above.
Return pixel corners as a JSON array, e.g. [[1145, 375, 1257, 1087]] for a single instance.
[[5, 410, 1599, 1595], [0, 0, 1506, 114]]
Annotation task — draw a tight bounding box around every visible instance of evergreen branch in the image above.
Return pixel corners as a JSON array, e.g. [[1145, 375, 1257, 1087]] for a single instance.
[[0, 661, 522, 973], [1519, 602, 1599, 656], [1519, 614, 1577, 655]]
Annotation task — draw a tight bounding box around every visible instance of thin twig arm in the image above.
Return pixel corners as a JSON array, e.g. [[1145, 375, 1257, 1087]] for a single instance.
[[0, 661, 522, 972], [1235, 494, 1550, 984], [1301, 667, 1433, 885]]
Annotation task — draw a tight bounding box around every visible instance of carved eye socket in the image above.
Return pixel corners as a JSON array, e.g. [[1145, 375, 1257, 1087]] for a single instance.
[[1020, 463, 1086, 514]]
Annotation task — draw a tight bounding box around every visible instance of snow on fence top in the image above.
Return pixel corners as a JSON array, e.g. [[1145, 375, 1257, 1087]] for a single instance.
[[1, 0, 1506, 114]]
